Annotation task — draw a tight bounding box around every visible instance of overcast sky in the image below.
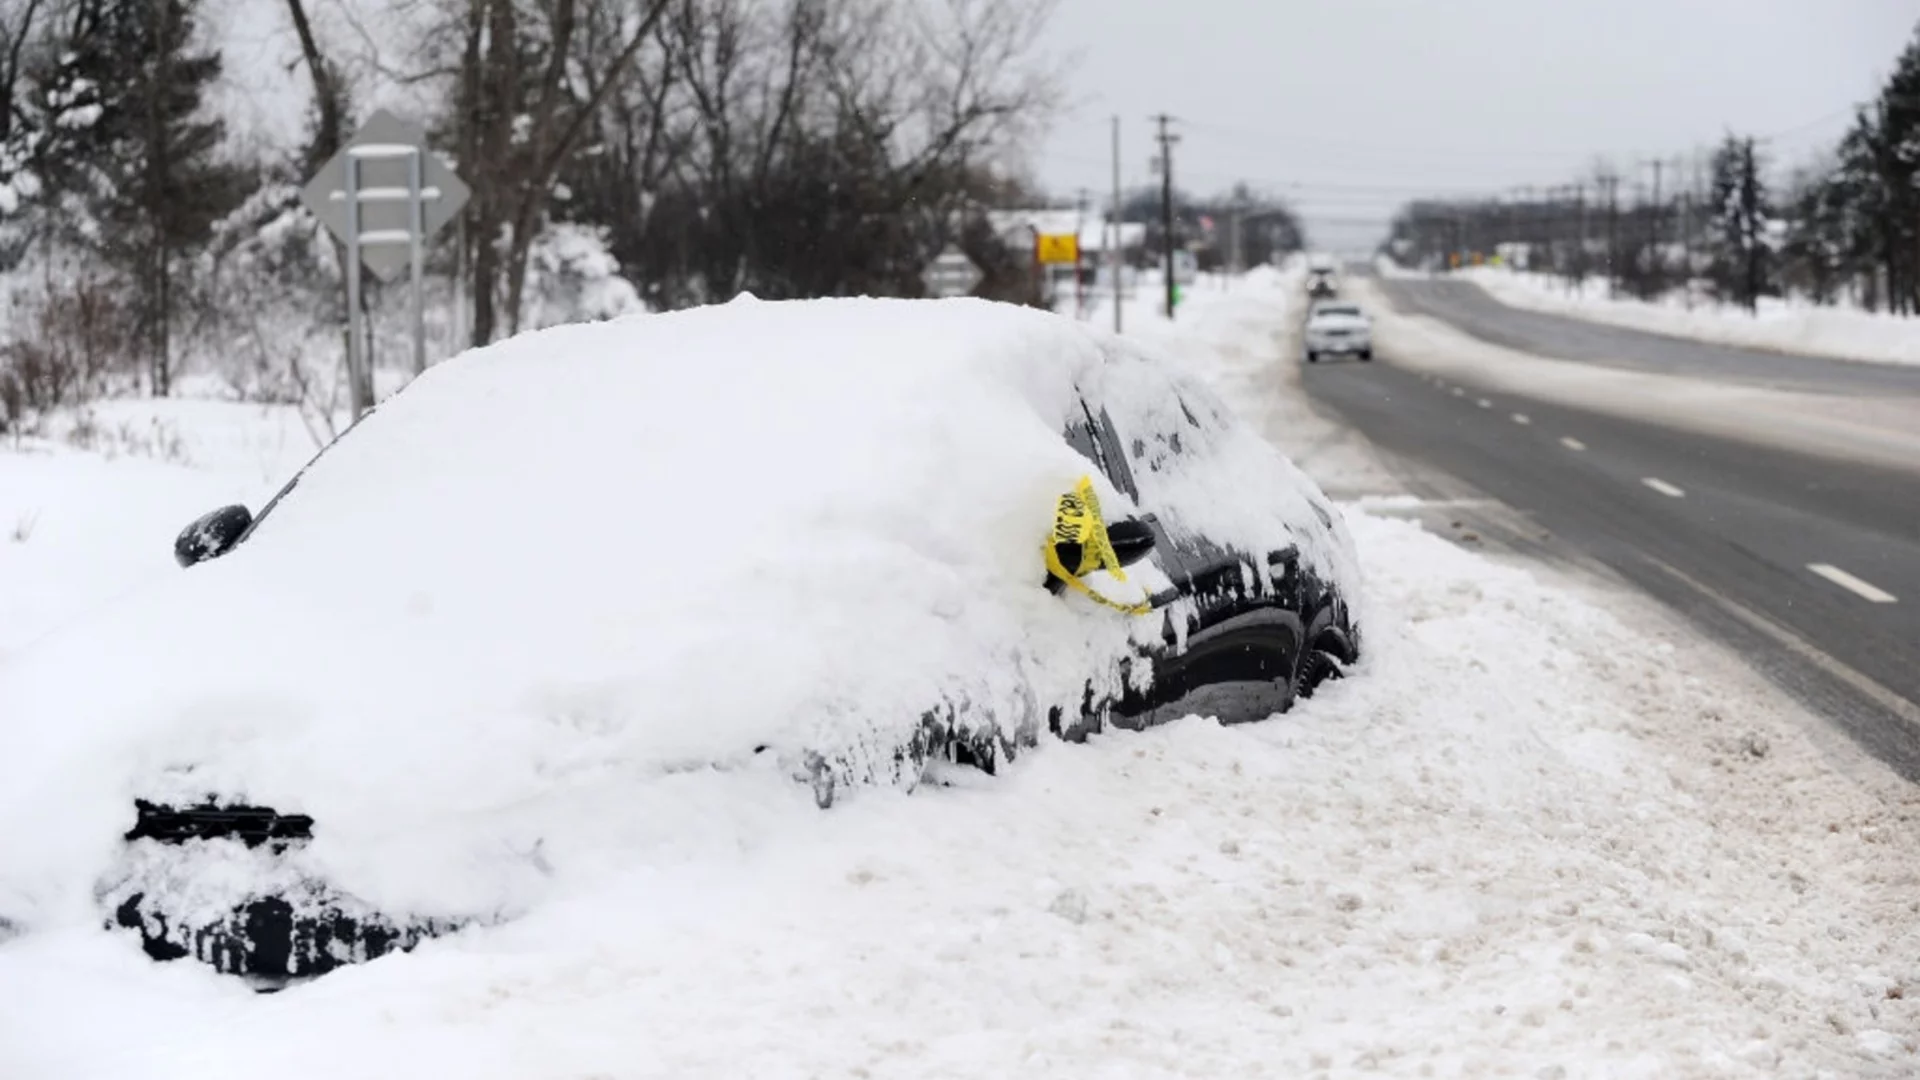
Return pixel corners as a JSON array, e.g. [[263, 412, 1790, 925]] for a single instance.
[[1031, 0, 1920, 252]]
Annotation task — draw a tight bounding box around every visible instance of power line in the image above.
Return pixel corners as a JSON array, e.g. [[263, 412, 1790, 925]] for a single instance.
[[1042, 150, 1516, 199], [1184, 104, 1880, 164], [1758, 106, 1858, 143], [1177, 118, 1609, 162]]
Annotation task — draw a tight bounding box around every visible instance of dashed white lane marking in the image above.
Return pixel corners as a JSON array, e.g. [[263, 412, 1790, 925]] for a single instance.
[[1512, 413, 1531, 425], [1807, 563, 1898, 604], [1560, 437, 1586, 451], [1476, 398, 1493, 409], [1641, 477, 1686, 498], [1451, 387, 1465, 397]]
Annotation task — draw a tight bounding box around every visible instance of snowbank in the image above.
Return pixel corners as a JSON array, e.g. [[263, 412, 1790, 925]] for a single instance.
[[1, 281, 1916, 1078], [1345, 276, 1920, 476], [1457, 265, 1920, 368]]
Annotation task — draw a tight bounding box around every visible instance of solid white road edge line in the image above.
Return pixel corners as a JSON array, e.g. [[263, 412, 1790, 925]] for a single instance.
[[1649, 557, 1920, 736], [1560, 437, 1586, 451], [1642, 477, 1686, 498], [1807, 563, 1899, 604]]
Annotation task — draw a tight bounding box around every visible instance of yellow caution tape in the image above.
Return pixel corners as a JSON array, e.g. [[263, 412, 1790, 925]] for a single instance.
[[1044, 475, 1152, 616]]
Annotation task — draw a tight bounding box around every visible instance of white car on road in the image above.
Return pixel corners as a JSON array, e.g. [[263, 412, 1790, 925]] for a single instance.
[[1303, 301, 1372, 363]]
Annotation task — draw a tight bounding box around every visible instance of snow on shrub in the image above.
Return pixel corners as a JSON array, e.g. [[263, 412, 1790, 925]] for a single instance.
[[517, 220, 646, 329]]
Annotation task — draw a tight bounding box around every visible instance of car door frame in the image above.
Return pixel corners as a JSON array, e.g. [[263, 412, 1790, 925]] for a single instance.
[[1063, 393, 1311, 730]]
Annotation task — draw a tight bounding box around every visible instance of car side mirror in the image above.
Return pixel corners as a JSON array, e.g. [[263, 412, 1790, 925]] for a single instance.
[[174, 504, 253, 568], [1107, 517, 1157, 567]]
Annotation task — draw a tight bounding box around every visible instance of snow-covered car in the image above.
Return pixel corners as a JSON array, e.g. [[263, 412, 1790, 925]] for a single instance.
[[1304, 300, 1373, 363], [0, 297, 1361, 984]]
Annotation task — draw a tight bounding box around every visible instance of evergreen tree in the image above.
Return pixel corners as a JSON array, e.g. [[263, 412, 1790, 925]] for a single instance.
[[30, 0, 249, 394], [1868, 28, 1920, 312], [1706, 134, 1770, 313], [1778, 166, 1848, 306]]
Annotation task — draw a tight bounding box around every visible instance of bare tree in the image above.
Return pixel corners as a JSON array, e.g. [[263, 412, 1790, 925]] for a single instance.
[[595, 0, 1058, 305], [283, 0, 346, 170], [444, 0, 673, 345], [0, 0, 45, 147]]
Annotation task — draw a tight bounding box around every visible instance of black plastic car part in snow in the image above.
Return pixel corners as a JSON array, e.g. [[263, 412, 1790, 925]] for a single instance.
[[124, 798, 314, 846], [113, 799, 462, 987]]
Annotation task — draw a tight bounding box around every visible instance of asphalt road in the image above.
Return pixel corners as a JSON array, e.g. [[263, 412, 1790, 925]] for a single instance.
[[1307, 282, 1920, 782], [1373, 277, 1920, 398]]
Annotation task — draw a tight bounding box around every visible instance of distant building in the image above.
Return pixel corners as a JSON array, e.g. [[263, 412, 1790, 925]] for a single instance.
[[982, 208, 1150, 309], [985, 209, 1149, 261]]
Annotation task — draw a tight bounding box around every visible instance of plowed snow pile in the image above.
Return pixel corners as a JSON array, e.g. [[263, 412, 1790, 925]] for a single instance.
[[2, 275, 1916, 1079], [1448, 261, 1920, 369]]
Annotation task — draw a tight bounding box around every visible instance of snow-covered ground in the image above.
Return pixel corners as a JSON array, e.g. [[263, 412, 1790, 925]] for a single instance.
[[1422, 261, 1920, 368], [2, 277, 1917, 1078], [0, 400, 319, 659]]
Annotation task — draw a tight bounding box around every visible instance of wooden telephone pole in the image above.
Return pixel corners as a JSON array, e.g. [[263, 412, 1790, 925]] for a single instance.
[[1152, 114, 1178, 319]]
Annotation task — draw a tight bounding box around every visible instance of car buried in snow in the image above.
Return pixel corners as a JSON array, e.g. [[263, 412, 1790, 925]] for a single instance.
[[0, 296, 1362, 986]]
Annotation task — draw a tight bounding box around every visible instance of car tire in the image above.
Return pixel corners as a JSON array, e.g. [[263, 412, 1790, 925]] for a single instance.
[[1294, 601, 1357, 700], [1358, 349, 1372, 362], [1294, 648, 1341, 699], [1305, 351, 1319, 364]]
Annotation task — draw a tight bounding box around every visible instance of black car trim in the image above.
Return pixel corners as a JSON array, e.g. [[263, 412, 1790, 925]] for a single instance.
[[126, 799, 313, 849]]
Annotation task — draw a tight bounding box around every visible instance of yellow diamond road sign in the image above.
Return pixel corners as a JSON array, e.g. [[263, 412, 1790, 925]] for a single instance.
[[1035, 232, 1080, 265], [300, 109, 471, 283]]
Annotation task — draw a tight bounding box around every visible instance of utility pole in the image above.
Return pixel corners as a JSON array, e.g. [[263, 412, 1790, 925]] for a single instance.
[[1152, 113, 1178, 319], [1747, 150, 1759, 315], [1516, 185, 1535, 263], [1668, 155, 1684, 297], [1574, 182, 1588, 294], [1229, 196, 1243, 277], [1599, 170, 1620, 298], [1074, 187, 1091, 319], [1646, 158, 1664, 243], [1111, 115, 1123, 333], [1639, 157, 1665, 288], [1678, 189, 1693, 309]]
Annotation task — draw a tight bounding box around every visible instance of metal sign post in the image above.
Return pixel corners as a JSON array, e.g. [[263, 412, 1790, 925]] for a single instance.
[[407, 143, 426, 375], [302, 110, 471, 421], [344, 140, 366, 415]]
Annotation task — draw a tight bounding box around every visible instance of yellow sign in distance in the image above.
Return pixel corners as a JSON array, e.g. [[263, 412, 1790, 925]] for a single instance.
[[1036, 233, 1080, 265]]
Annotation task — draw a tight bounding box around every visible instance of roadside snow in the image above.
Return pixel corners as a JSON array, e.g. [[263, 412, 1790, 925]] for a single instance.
[[1451, 263, 1920, 369], [1344, 275, 1920, 476], [0, 400, 316, 657], [2, 281, 1918, 1078]]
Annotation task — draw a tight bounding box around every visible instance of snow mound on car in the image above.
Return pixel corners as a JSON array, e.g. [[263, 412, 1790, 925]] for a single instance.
[[0, 297, 1353, 928]]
